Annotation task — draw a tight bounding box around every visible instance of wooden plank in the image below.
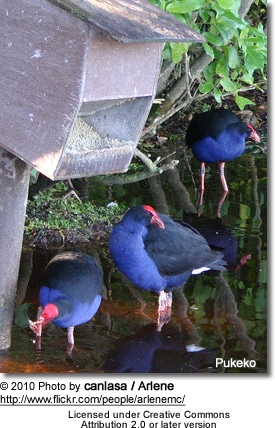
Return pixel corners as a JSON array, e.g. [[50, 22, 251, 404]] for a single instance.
[[50, 0, 205, 43], [83, 28, 163, 101], [0, 0, 89, 174]]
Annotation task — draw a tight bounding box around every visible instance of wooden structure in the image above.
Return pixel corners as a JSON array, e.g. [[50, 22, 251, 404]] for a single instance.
[[0, 0, 204, 351], [0, 0, 203, 180]]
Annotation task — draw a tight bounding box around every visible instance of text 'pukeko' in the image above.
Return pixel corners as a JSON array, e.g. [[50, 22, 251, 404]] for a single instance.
[[29, 251, 103, 356], [186, 108, 260, 215], [109, 205, 226, 328]]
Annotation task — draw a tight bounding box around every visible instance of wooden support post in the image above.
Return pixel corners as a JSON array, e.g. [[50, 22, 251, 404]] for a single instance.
[[0, 148, 30, 350]]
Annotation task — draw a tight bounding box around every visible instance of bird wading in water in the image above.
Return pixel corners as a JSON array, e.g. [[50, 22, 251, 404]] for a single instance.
[[29, 251, 103, 356], [186, 108, 260, 215], [109, 205, 226, 329]]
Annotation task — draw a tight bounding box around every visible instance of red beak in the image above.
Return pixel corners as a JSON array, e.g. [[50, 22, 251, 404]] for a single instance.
[[29, 303, 58, 337], [143, 205, 165, 229], [150, 214, 165, 229], [247, 123, 261, 143]]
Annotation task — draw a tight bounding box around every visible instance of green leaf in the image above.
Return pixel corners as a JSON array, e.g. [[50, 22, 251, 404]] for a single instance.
[[203, 65, 213, 81], [245, 46, 266, 73], [258, 260, 267, 284], [171, 43, 189, 63], [203, 31, 224, 46], [231, 68, 239, 80], [213, 86, 222, 103], [240, 73, 254, 85], [14, 303, 33, 328], [255, 313, 267, 320], [217, 0, 236, 9], [235, 93, 256, 110], [166, 0, 205, 14], [215, 24, 234, 44], [238, 281, 246, 290], [203, 43, 214, 58], [255, 286, 267, 314], [216, 57, 229, 77], [217, 0, 241, 14], [199, 81, 213, 94], [220, 77, 238, 92], [162, 43, 171, 60], [228, 46, 239, 68], [199, 9, 210, 22], [244, 288, 253, 306], [239, 203, 250, 220], [218, 11, 245, 28], [210, 1, 226, 17]]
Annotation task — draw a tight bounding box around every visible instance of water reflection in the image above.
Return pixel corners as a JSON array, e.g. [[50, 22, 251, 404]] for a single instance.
[[104, 323, 217, 373], [183, 214, 251, 272], [0, 153, 267, 373]]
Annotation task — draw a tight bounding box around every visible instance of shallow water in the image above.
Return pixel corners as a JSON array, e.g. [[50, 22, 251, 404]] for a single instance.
[[0, 153, 267, 373]]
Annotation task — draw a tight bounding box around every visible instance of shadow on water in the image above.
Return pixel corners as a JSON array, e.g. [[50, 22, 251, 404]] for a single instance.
[[0, 152, 267, 373]]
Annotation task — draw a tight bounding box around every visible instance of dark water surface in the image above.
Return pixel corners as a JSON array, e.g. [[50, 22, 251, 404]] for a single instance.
[[0, 152, 267, 373]]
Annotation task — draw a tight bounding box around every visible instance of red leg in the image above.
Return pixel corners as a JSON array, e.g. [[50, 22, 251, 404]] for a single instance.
[[66, 327, 75, 357], [218, 162, 229, 192], [157, 291, 172, 331], [35, 335, 42, 351], [29, 308, 44, 337], [234, 254, 251, 272], [216, 162, 229, 217], [197, 162, 205, 216], [67, 326, 74, 345], [216, 190, 228, 218], [200, 162, 206, 191]]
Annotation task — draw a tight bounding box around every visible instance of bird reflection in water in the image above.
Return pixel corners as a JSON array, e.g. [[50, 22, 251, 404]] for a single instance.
[[106, 209, 258, 373], [104, 268, 258, 373], [183, 213, 251, 273], [103, 323, 217, 373]]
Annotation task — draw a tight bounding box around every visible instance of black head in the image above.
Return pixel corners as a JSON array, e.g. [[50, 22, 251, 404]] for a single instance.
[[186, 108, 240, 146], [186, 108, 260, 146], [123, 205, 165, 229], [228, 121, 261, 142]]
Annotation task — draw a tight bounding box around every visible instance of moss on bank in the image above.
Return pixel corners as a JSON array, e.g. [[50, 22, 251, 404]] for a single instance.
[[24, 182, 126, 248]]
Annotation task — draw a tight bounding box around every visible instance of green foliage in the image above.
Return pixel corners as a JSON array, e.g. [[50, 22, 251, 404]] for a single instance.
[[25, 182, 125, 236], [149, 0, 267, 109]]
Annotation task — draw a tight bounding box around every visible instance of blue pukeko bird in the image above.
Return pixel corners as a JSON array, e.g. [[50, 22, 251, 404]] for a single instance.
[[109, 205, 226, 328], [29, 251, 103, 355], [186, 108, 260, 214]]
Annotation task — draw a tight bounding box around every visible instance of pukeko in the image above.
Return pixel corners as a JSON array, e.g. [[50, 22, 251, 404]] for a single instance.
[[109, 205, 226, 328], [29, 251, 103, 356], [186, 108, 260, 215]]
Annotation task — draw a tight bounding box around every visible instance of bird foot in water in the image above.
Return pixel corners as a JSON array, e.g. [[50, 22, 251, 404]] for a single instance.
[[234, 254, 252, 272], [158, 291, 172, 310], [216, 190, 228, 218], [29, 316, 44, 337], [197, 187, 205, 217], [157, 308, 172, 332], [29, 305, 44, 335], [34, 335, 42, 351], [157, 291, 172, 331], [66, 327, 75, 357], [66, 343, 74, 359]]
